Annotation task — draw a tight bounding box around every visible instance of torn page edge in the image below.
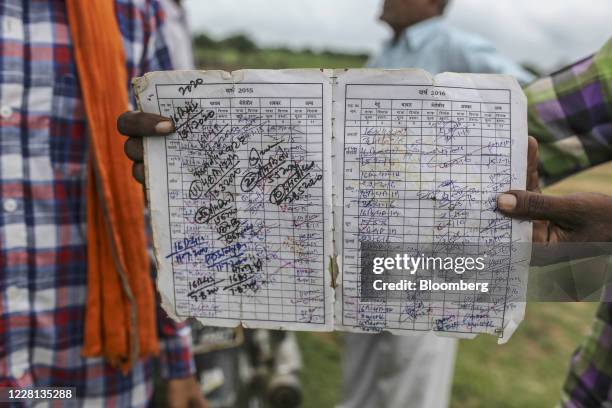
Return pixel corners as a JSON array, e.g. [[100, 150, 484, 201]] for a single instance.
[[135, 69, 530, 338], [133, 75, 186, 322], [330, 72, 339, 292], [331, 69, 530, 341], [136, 69, 336, 329]]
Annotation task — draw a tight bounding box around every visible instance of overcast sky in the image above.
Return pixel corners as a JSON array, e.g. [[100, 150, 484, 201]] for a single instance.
[[183, 0, 611, 72]]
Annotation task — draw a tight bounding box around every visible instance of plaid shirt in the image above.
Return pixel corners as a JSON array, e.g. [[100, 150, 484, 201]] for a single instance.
[[525, 38, 612, 407], [0, 1, 194, 406], [525, 38, 612, 186]]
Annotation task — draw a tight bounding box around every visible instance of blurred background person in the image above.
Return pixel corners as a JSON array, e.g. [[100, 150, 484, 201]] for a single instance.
[[340, 1, 535, 408], [159, 0, 196, 70], [368, 0, 534, 84]]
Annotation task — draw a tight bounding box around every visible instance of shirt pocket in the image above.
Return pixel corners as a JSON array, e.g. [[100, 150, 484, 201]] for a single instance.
[[49, 74, 88, 178]]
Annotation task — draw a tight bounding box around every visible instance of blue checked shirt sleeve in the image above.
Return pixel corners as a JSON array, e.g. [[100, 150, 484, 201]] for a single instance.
[[157, 311, 196, 379]]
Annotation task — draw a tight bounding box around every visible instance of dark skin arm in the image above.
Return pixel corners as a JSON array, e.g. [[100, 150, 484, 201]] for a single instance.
[[117, 111, 207, 408], [117, 111, 174, 184], [166, 376, 208, 408], [497, 137, 612, 244]]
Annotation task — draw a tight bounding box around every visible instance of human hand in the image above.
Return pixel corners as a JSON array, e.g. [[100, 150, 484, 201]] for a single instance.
[[117, 111, 174, 184], [166, 376, 208, 408], [497, 136, 612, 243], [497, 136, 549, 242], [497, 190, 612, 243]]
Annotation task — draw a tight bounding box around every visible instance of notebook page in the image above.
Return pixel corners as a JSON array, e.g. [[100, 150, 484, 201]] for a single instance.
[[134, 69, 334, 331], [333, 69, 531, 343]]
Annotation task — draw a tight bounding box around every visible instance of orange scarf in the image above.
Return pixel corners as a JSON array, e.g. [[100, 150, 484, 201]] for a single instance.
[[66, 0, 159, 372]]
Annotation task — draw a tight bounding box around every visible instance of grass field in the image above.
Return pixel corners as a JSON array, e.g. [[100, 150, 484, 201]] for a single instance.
[[195, 48, 368, 71], [199, 47, 612, 408]]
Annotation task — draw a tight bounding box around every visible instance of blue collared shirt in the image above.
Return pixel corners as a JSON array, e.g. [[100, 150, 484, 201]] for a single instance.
[[368, 17, 535, 85]]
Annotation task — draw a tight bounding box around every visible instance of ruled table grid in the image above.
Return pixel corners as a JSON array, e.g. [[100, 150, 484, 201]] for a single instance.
[[341, 84, 513, 335], [155, 83, 327, 325]]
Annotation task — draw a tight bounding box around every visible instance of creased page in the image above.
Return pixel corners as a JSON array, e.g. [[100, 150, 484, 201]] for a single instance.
[[134, 69, 334, 331], [333, 69, 531, 343]]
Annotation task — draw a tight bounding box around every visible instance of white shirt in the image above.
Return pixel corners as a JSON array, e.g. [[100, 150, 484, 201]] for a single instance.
[[159, 0, 195, 70], [368, 17, 535, 85]]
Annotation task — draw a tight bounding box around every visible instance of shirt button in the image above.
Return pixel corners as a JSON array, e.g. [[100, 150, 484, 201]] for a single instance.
[[10, 348, 28, 379], [11, 363, 27, 380], [3, 198, 18, 213], [11, 365, 27, 380], [0, 105, 12, 119]]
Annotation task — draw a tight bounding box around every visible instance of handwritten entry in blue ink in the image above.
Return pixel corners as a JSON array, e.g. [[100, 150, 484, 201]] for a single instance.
[[135, 70, 335, 331], [135, 69, 531, 341], [333, 70, 531, 343]]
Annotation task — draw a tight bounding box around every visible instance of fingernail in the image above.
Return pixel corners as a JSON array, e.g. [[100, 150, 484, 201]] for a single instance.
[[497, 194, 517, 211], [155, 120, 173, 134]]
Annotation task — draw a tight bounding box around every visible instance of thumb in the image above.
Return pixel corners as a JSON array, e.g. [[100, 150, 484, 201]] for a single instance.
[[497, 190, 575, 223]]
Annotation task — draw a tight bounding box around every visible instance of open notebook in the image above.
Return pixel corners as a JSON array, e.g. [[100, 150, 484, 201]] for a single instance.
[[133, 69, 531, 343]]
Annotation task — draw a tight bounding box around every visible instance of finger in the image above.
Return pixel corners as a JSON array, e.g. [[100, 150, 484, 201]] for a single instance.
[[527, 136, 540, 193], [532, 220, 549, 243], [124, 137, 144, 162], [117, 111, 174, 137], [497, 190, 576, 223], [132, 162, 145, 185]]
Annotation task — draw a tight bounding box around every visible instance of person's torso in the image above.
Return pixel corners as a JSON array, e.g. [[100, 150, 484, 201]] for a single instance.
[[0, 1, 168, 400]]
